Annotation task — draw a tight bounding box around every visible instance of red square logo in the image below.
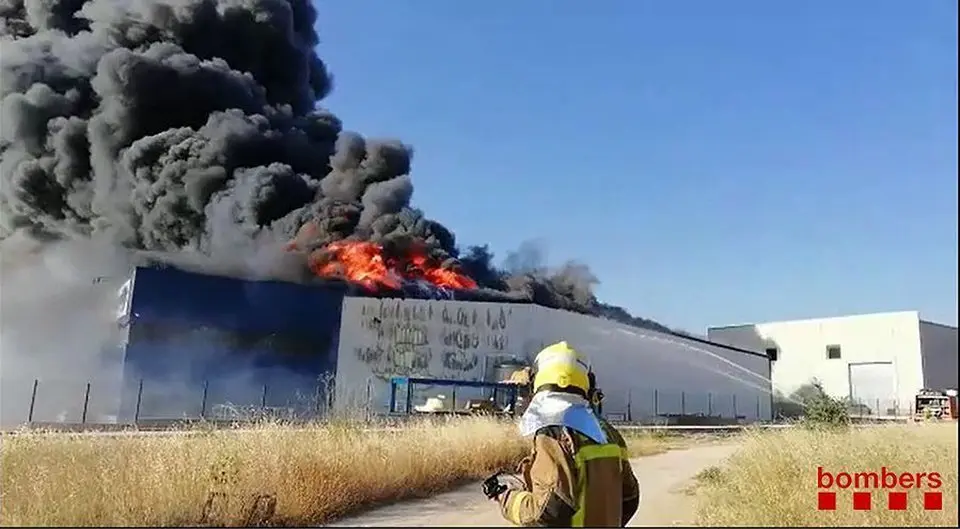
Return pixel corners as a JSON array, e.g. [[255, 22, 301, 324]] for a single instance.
[[924, 491, 942, 511], [888, 491, 908, 510], [852, 491, 871, 510], [818, 491, 837, 510]]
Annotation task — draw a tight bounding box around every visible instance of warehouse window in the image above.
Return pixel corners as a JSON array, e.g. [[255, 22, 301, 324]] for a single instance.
[[826, 345, 842, 360], [765, 347, 779, 361]]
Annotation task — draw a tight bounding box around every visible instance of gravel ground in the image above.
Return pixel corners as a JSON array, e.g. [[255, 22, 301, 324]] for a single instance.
[[325, 442, 741, 527]]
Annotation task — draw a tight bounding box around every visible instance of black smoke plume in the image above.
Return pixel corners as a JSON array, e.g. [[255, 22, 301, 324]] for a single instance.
[[0, 0, 669, 332]]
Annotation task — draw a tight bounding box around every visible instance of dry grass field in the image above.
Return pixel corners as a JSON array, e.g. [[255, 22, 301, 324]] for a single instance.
[[0, 417, 675, 527], [694, 422, 959, 527]]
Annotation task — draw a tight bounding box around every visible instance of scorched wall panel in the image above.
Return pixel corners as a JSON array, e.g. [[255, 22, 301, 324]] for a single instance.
[[120, 266, 345, 420], [334, 297, 772, 421]]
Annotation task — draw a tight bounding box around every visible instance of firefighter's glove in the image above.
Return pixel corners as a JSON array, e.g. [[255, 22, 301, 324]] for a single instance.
[[482, 472, 508, 500]]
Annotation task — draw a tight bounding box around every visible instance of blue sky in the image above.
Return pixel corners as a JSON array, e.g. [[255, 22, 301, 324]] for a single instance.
[[313, 1, 958, 332]]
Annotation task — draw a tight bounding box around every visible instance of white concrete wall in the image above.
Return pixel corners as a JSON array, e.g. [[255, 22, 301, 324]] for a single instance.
[[334, 297, 772, 421], [708, 311, 925, 413], [919, 321, 959, 391]]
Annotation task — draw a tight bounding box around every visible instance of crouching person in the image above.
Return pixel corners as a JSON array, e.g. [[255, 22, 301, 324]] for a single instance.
[[490, 341, 640, 527]]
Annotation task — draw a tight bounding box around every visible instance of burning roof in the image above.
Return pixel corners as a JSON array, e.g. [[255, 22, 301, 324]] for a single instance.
[[286, 223, 477, 292]]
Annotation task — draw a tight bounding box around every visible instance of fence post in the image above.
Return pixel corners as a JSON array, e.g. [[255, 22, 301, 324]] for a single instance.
[[315, 381, 322, 415], [389, 382, 397, 414], [261, 384, 268, 408], [134, 379, 144, 423], [365, 378, 373, 420], [681, 391, 686, 415], [81, 382, 91, 424], [707, 392, 713, 417], [626, 389, 633, 422], [654, 389, 659, 416], [200, 380, 209, 418], [405, 381, 414, 414], [28, 379, 39, 423], [327, 377, 336, 412]]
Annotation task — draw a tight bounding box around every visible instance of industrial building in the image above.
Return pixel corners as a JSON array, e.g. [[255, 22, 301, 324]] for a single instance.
[[707, 311, 959, 416], [106, 265, 773, 423]]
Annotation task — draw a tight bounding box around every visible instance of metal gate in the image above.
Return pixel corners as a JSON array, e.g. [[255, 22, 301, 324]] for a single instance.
[[848, 362, 897, 416]]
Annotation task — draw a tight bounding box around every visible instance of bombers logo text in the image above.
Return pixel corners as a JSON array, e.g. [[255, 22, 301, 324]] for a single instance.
[[817, 466, 944, 511]]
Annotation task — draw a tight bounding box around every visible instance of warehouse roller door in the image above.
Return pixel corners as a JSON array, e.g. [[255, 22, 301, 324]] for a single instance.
[[848, 362, 897, 416]]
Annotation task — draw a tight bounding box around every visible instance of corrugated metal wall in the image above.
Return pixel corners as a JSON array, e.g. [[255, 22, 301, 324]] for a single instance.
[[335, 297, 773, 421], [119, 266, 345, 420]]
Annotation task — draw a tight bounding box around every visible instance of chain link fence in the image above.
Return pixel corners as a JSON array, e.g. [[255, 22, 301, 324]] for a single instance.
[[2, 376, 336, 427], [587, 388, 771, 424], [771, 394, 919, 421], [4, 377, 790, 427], [3, 375, 926, 429]]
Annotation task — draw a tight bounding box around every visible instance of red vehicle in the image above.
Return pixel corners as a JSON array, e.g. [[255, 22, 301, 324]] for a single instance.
[[914, 389, 959, 420]]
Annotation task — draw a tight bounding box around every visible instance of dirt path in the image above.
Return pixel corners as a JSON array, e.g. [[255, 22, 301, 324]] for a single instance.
[[325, 442, 742, 527]]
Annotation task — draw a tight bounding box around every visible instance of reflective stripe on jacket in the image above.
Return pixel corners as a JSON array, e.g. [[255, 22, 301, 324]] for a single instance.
[[498, 422, 640, 527]]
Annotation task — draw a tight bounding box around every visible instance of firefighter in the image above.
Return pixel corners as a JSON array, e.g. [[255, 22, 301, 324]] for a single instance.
[[487, 341, 641, 527]]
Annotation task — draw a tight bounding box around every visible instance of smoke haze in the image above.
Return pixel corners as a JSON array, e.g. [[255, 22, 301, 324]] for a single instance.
[[0, 0, 670, 424], [0, 236, 131, 424]]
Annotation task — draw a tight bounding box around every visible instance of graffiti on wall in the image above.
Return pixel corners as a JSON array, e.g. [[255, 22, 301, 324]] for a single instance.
[[438, 305, 512, 379], [353, 299, 517, 382], [354, 301, 433, 378]]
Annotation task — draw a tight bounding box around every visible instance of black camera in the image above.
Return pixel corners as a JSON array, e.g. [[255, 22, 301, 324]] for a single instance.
[[482, 472, 508, 499]]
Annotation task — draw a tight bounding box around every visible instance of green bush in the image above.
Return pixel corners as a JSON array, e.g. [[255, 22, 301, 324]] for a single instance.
[[796, 380, 850, 428]]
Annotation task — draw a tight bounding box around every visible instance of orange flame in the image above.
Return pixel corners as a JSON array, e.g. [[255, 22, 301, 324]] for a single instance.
[[286, 223, 477, 292]]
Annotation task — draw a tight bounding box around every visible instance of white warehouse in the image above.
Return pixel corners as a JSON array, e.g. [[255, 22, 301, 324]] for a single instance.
[[707, 311, 959, 416], [334, 297, 774, 422]]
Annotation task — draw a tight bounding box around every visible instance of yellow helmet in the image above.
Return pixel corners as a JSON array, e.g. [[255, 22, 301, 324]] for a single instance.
[[532, 341, 591, 395]]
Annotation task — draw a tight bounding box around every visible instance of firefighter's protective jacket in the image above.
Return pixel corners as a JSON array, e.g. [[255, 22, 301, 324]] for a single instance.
[[498, 419, 640, 527]]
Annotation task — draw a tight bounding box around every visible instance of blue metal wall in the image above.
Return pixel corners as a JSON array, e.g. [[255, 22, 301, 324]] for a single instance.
[[119, 266, 346, 420]]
